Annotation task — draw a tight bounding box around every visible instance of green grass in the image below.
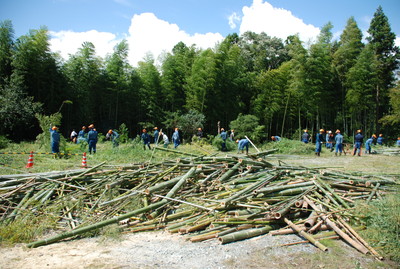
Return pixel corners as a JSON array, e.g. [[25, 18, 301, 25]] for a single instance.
[[355, 191, 400, 263]]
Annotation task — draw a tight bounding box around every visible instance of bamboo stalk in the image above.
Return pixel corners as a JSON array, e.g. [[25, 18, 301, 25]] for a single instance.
[[284, 218, 328, 251], [219, 225, 274, 244]]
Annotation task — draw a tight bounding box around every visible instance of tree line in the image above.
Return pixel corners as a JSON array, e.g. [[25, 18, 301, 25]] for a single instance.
[[0, 6, 399, 142]]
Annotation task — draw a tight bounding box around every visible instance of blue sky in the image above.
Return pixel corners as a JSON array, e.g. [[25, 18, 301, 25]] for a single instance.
[[1, 0, 399, 66]]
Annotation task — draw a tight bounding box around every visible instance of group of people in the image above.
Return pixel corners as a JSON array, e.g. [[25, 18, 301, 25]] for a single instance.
[[50, 124, 99, 155], [141, 127, 180, 150], [304, 128, 391, 157]]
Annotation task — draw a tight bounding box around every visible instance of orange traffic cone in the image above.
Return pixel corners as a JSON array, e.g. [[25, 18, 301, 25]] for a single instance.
[[81, 152, 87, 168], [26, 151, 34, 168]]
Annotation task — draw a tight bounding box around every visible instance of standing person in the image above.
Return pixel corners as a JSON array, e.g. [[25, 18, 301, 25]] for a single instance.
[[334, 129, 343, 156], [325, 131, 331, 148], [87, 124, 98, 154], [160, 131, 169, 148], [77, 126, 87, 144], [237, 138, 249, 154], [172, 128, 180, 149], [326, 131, 334, 152], [377, 134, 384, 145], [365, 136, 374, 154], [153, 127, 160, 145], [315, 129, 325, 156], [220, 128, 228, 151], [49, 125, 60, 155], [271, 136, 281, 142], [396, 137, 400, 146], [141, 129, 151, 150], [70, 129, 77, 143], [229, 129, 235, 141], [301, 129, 310, 143], [107, 129, 120, 147], [352, 129, 364, 156], [196, 128, 203, 141]]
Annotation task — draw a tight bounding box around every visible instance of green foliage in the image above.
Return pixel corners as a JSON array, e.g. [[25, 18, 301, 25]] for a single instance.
[[229, 114, 265, 143], [0, 135, 10, 149], [35, 112, 62, 149], [117, 123, 129, 143], [356, 192, 400, 262], [212, 135, 236, 151], [262, 138, 315, 155]]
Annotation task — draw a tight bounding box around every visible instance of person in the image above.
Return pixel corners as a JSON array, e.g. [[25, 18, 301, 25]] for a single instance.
[[196, 128, 203, 141], [87, 124, 98, 154], [325, 131, 331, 148], [153, 127, 160, 145], [396, 137, 400, 147], [172, 128, 180, 149], [334, 129, 343, 156], [141, 129, 151, 150], [229, 129, 235, 141], [107, 129, 120, 147], [77, 126, 87, 144], [326, 131, 334, 152], [301, 129, 310, 143], [377, 134, 384, 145], [352, 129, 364, 156], [315, 129, 325, 156], [271, 136, 281, 142], [237, 138, 250, 154], [160, 131, 169, 148], [70, 129, 77, 143], [49, 125, 60, 155], [220, 128, 228, 151], [365, 136, 374, 154]]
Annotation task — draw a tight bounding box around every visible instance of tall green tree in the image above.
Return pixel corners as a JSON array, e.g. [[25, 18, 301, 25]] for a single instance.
[[0, 20, 14, 85], [332, 17, 364, 133], [367, 6, 400, 130], [346, 44, 379, 133]]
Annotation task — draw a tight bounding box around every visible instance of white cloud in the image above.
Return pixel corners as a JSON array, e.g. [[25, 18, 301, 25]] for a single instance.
[[396, 37, 400, 48], [49, 30, 119, 60], [126, 13, 223, 65], [239, 0, 320, 42], [49, 13, 223, 67], [228, 12, 241, 29]]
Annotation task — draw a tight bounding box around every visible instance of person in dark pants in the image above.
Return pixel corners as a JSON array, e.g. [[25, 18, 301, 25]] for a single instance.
[[377, 134, 384, 145], [334, 129, 343, 156], [107, 129, 120, 147], [237, 138, 250, 154], [172, 128, 180, 149], [49, 125, 60, 155], [87, 124, 98, 154], [141, 129, 151, 150], [315, 129, 325, 156], [220, 128, 228, 151], [301, 129, 310, 143], [153, 127, 160, 145], [352, 129, 364, 156]]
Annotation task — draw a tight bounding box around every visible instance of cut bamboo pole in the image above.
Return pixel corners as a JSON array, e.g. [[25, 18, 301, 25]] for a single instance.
[[284, 218, 328, 251], [219, 225, 274, 244]]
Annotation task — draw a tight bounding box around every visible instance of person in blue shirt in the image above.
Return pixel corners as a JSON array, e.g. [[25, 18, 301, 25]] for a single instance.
[[220, 128, 228, 151], [172, 128, 180, 149], [377, 134, 384, 145], [315, 129, 325, 156], [87, 124, 98, 154], [107, 129, 120, 147], [397, 137, 400, 147], [153, 127, 160, 145], [334, 129, 343, 156], [352, 129, 364, 156], [141, 129, 151, 150], [237, 138, 250, 154], [271, 136, 281, 142], [301, 129, 310, 143], [49, 125, 60, 155], [365, 135, 374, 154], [77, 126, 87, 144]]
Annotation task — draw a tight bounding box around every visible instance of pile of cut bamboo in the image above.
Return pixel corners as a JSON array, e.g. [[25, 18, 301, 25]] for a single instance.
[[0, 148, 398, 259]]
